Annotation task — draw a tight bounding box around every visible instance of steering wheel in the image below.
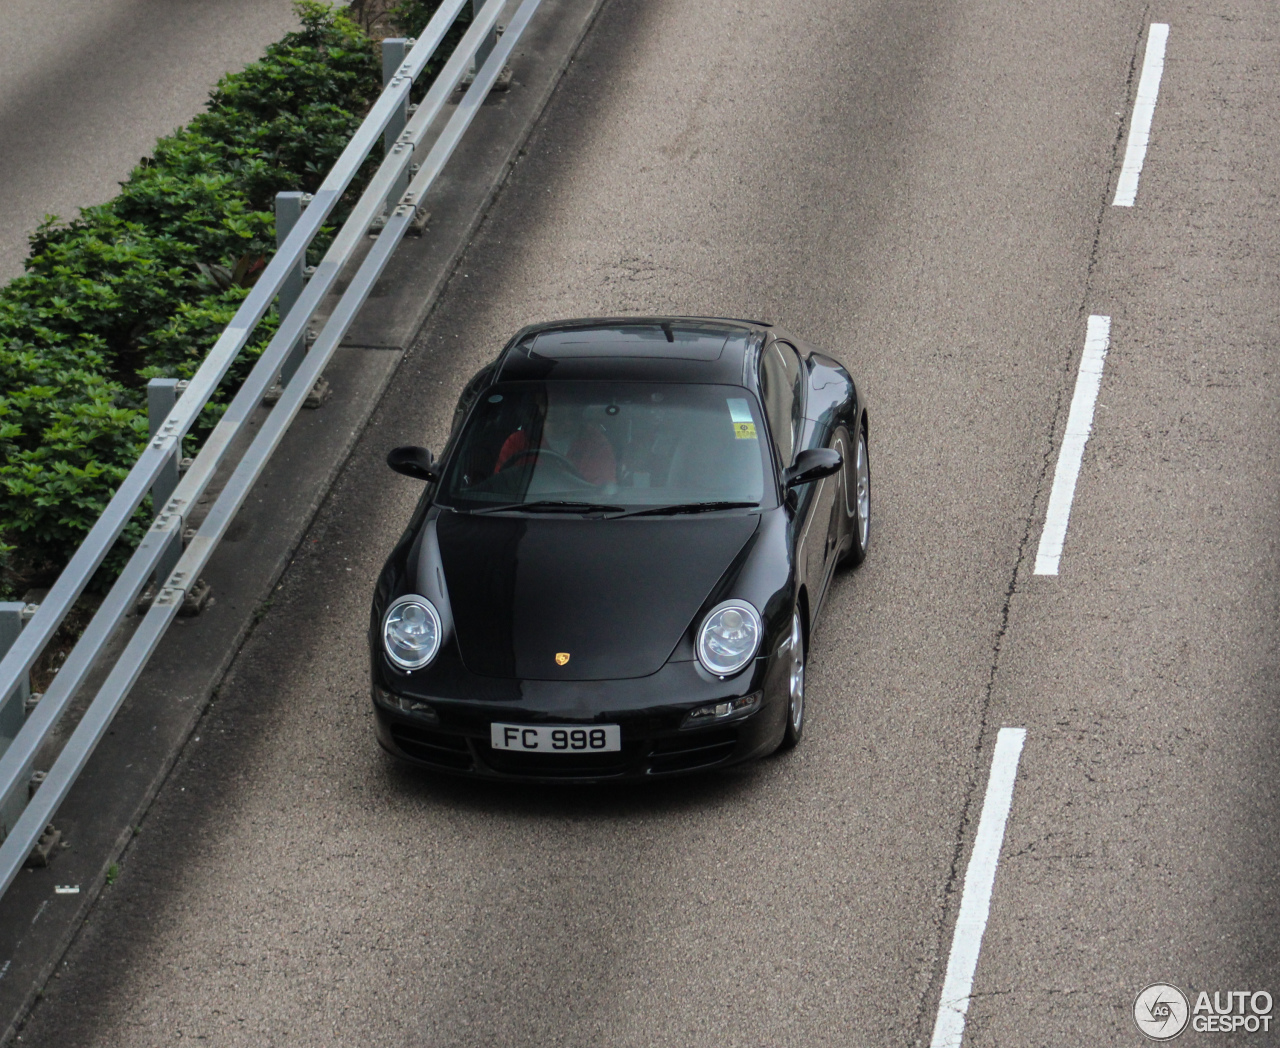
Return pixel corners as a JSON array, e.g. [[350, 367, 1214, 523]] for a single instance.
[[498, 447, 589, 482]]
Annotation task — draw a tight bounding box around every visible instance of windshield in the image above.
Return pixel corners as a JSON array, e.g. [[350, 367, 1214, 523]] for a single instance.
[[439, 382, 771, 510]]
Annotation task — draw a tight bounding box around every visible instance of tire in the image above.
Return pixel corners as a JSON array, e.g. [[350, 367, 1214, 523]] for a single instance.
[[777, 609, 806, 751], [838, 422, 870, 568]]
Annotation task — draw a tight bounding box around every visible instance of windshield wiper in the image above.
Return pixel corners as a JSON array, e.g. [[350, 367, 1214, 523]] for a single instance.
[[616, 501, 760, 518], [468, 500, 626, 516]]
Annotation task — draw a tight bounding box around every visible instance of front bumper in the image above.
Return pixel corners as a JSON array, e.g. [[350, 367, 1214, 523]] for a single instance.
[[371, 658, 786, 782], [374, 702, 779, 781]]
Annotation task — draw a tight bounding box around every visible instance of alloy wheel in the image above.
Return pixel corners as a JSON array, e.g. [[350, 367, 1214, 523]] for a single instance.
[[788, 610, 805, 736], [855, 431, 870, 550]]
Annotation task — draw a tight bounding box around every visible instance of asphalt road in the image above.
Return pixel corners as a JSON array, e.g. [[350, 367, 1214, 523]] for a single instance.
[[14, 0, 1280, 1045], [0, 0, 299, 282]]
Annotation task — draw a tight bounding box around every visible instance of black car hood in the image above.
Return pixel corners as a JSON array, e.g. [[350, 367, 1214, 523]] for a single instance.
[[436, 512, 759, 680]]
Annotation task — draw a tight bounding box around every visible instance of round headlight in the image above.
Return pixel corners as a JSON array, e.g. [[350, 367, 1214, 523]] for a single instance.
[[383, 595, 442, 670], [696, 599, 762, 677]]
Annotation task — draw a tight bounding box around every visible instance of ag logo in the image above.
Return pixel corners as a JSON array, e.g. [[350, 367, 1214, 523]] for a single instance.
[[555, 652, 570, 666], [1135, 983, 1190, 1040]]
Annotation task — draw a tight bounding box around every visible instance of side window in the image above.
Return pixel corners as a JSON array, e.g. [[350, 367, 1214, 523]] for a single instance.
[[758, 341, 797, 465], [776, 340, 805, 440]]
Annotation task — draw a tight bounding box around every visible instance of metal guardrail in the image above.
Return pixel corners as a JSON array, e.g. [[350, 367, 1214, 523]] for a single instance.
[[0, 0, 544, 896]]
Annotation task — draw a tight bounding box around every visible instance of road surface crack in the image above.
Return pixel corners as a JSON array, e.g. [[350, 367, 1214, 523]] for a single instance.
[[911, 8, 1155, 1044]]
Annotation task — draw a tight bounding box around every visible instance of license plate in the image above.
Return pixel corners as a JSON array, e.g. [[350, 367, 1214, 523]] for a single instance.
[[490, 723, 621, 753]]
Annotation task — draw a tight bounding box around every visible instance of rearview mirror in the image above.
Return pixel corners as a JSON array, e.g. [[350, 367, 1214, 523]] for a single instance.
[[387, 445, 438, 483], [783, 447, 842, 489]]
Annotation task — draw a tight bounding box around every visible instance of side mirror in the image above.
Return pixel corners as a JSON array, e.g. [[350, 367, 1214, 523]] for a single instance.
[[387, 445, 438, 483], [783, 447, 842, 489]]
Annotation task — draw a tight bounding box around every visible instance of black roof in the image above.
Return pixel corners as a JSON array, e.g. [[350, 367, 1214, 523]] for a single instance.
[[495, 317, 769, 384]]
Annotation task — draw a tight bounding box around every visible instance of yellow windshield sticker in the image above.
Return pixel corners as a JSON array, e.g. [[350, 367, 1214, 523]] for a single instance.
[[727, 398, 757, 439]]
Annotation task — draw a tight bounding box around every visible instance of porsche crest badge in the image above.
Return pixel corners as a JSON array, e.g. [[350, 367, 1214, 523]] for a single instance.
[[555, 652, 571, 666]]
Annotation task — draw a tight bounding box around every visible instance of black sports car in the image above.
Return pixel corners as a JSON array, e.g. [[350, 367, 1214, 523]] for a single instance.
[[369, 317, 869, 781]]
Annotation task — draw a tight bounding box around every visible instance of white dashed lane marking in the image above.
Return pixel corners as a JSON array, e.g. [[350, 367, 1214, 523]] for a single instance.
[[929, 728, 1027, 1048], [1034, 315, 1111, 576], [1114, 23, 1170, 207]]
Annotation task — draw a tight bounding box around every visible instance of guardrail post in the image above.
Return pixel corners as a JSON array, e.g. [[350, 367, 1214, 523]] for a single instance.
[[147, 379, 186, 585], [471, 0, 498, 73], [147, 379, 181, 510], [275, 191, 311, 388], [381, 39, 412, 222], [382, 38, 409, 151], [0, 606, 32, 747], [0, 604, 34, 838]]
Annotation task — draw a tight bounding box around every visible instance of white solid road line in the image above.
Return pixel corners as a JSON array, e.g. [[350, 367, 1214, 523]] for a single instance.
[[929, 728, 1027, 1048], [1034, 315, 1112, 576], [1113, 23, 1170, 207]]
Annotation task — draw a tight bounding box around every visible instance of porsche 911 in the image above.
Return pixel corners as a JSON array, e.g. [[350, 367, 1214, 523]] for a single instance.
[[370, 317, 869, 781]]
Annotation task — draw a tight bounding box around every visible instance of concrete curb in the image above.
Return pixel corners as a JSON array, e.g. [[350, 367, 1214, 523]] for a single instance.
[[0, 0, 608, 1039]]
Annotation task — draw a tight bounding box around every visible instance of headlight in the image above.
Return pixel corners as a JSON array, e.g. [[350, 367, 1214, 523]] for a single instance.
[[382, 595, 442, 670], [696, 599, 762, 677]]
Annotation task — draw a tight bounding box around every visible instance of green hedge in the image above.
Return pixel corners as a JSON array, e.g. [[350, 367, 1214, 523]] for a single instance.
[[0, 0, 453, 599]]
